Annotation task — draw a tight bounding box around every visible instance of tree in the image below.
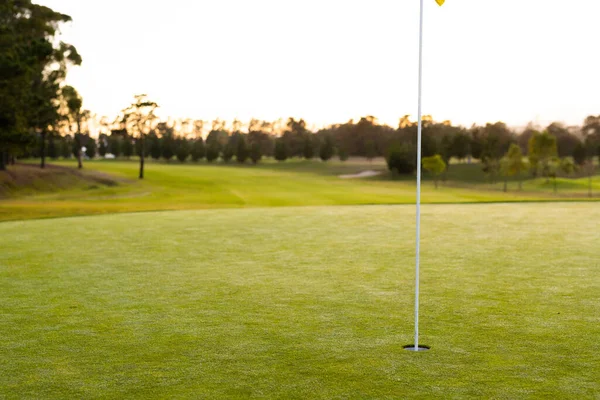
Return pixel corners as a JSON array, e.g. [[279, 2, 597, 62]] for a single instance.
[[0, 2, 81, 169], [85, 136, 96, 159], [546, 122, 579, 158], [122, 135, 134, 159], [528, 131, 557, 180], [482, 157, 500, 184], [47, 134, 59, 160], [60, 135, 73, 159], [175, 138, 190, 162], [364, 139, 377, 162], [148, 132, 161, 160], [122, 95, 158, 179], [469, 128, 485, 160], [250, 142, 262, 164], [338, 147, 349, 161], [98, 134, 108, 157], [547, 158, 561, 194], [191, 139, 205, 162], [319, 135, 334, 161], [303, 135, 315, 160], [451, 132, 470, 162], [62, 86, 87, 169], [206, 141, 220, 162], [572, 141, 586, 167], [109, 132, 123, 158], [422, 155, 446, 188], [236, 135, 249, 163], [274, 138, 288, 162], [439, 134, 453, 171], [222, 138, 235, 163], [502, 143, 527, 191], [386, 144, 415, 175]]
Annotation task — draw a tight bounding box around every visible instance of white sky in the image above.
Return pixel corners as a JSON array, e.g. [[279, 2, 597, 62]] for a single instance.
[[39, 0, 600, 129]]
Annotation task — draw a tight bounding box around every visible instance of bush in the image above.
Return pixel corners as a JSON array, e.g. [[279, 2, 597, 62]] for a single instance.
[[386, 144, 415, 174]]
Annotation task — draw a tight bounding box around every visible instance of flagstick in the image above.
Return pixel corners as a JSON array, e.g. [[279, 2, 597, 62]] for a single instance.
[[414, 0, 425, 351]]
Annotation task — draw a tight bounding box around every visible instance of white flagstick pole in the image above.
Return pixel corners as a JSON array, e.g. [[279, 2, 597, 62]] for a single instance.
[[414, 0, 425, 351]]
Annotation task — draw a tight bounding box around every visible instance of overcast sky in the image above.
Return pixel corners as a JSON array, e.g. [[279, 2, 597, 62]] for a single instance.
[[39, 0, 600, 129]]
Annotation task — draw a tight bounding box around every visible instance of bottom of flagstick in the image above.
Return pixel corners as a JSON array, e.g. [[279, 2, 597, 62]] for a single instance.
[[403, 344, 430, 352]]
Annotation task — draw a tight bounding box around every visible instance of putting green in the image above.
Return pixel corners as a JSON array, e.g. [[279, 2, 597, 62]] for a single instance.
[[1, 203, 599, 398]]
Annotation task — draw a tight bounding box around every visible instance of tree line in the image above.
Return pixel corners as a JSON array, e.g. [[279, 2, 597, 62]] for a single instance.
[[2, 1, 599, 193]]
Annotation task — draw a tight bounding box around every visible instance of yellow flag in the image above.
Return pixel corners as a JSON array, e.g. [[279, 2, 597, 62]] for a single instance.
[[435, 0, 445, 5]]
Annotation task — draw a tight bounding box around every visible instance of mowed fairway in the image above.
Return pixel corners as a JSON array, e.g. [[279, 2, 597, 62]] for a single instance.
[[1, 203, 599, 398], [3, 160, 598, 221]]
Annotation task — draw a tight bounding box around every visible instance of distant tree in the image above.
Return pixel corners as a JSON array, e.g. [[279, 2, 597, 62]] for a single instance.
[[85, 137, 97, 159], [62, 86, 86, 169], [439, 134, 453, 170], [206, 141, 220, 162], [338, 147, 349, 161], [386, 144, 415, 175], [222, 139, 235, 163], [303, 135, 315, 160], [236, 136, 249, 163], [502, 143, 527, 191], [482, 157, 500, 184], [122, 94, 159, 179], [284, 118, 309, 157], [274, 139, 288, 162], [528, 131, 558, 180], [60, 135, 73, 159], [98, 134, 108, 157], [546, 158, 560, 194], [451, 132, 470, 162], [469, 128, 484, 160], [518, 125, 537, 155], [47, 134, 59, 160], [175, 138, 190, 162], [319, 135, 334, 161], [250, 142, 262, 164], [161, 134, 175, 161], [560, 158, 575, 177], [572, 141, 586, 167], [546, 122, 579, 158], [109, 133, 122, 158], [364, 139, 377, 162], [191, 139, 205, 162], [422, 154, 446, 188], [147, 132, 161, 160], [122, 135, 134, 159]]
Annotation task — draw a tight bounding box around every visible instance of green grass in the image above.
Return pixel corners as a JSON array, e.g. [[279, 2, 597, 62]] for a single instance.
[[1, 203, 599, 398], [1, 159, 598, 221]]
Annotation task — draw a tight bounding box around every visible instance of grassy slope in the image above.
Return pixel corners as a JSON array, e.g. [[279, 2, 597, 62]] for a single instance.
[[1, 203, 599, 398], [1, 159, 598, 222]]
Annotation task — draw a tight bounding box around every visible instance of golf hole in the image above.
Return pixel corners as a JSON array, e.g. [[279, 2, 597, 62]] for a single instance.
[[403, 344, 430, 352]]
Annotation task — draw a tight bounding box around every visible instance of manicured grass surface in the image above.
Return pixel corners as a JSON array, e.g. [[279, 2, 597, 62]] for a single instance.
[[1, 159, 598, 221], [1, 203, 599, 398]]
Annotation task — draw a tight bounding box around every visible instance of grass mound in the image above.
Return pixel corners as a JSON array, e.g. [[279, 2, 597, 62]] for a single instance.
[[0, 164, 120, 198]]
